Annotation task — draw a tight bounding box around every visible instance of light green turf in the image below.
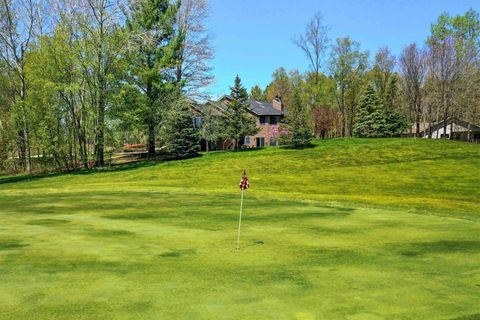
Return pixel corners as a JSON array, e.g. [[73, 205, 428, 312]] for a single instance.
[[0, 138, 479, 320]]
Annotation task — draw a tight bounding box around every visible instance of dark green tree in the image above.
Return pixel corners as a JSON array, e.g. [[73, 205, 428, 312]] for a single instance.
[[224, 76, 258, 150], [353, 84, 388, 138], [383, 75, 409, 136], [278, 89, 313, 148], [160, 97, 200, 159], [250, 84, 266, 101], [126, 0, 183, 157]]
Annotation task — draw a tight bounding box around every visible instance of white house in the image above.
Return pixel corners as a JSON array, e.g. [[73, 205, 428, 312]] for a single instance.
[[418, 118, 480, 140]]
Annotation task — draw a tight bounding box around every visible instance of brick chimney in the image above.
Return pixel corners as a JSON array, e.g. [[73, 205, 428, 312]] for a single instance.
[[272, 96, 283, 112]]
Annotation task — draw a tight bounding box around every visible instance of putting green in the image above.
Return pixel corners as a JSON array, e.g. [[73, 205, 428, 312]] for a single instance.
[[0, 139, 479, 319]]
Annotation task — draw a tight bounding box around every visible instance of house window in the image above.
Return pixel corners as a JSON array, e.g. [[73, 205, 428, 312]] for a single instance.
[[194, 117, 203, 128], [269, 116, 278, 125], [244, 136, 251, 145], [256, 137, 265, 147], [259, 116, 267, 124], [269, 137, 276, 146]]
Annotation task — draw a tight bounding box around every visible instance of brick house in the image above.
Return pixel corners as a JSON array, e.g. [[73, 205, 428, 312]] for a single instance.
[[193, 95, 285, 149]]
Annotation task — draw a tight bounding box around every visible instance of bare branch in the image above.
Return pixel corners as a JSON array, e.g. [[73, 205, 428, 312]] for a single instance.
[[293, 12, 329, 84]]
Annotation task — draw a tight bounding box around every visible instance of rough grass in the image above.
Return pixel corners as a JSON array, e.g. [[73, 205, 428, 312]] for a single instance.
[[0, 138, 479, 319]]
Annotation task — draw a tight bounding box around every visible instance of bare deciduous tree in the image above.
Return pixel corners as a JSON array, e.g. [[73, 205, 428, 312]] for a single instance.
[[293, 12, 329, 85], [372, 46, 396, 100], [427, 36, 461, 139], [176, 0, 214, 99], [400, 43, 427, 136]]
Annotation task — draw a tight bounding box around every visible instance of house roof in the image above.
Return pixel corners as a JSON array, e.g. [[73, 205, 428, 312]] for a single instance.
[[247, 100, 283, 116], [208, 95, 283, 116], [192, 103, 225, 116], [418, 117, 480, 135]]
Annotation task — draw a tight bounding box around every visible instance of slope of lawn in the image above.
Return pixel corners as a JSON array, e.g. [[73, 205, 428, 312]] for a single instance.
[[0, 138, 479, 319]]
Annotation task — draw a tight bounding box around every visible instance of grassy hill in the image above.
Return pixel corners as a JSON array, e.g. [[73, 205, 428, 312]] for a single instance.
[[0, 138, 479, 319]]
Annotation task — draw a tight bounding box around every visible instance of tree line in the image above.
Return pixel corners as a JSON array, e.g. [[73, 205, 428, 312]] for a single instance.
[[250, 10, 480, 141], [0, 0, 213, 173], [1, 4, 479, 173]]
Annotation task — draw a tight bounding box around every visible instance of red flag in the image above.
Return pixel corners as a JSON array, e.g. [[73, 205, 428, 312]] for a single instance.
[[239, 171, 250, 190]]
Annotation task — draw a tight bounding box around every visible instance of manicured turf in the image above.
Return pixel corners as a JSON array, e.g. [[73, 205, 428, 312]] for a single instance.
[[0, 138, 479, 319]]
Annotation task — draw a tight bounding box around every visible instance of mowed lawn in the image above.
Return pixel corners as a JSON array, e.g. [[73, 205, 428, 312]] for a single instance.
[[0, 139, 479, 320]]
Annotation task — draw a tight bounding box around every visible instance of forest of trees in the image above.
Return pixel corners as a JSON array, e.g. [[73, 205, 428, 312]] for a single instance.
[[0, 0, 213, 173], [250, 10, 480, 141], [0, 1, 479, 174]]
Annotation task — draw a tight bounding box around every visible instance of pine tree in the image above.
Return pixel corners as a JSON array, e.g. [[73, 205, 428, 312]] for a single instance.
[[384, 76, 409, 136], [353, 84, 388, 138], [224, 76, 258, 149], [250, 85, 266, 101], [161, 97, 200, 159], [384, 74, 398, 111], [126, 0, 183, 157], [278, 89, 313, 148]]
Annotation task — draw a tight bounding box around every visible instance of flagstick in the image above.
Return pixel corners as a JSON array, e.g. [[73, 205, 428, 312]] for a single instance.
[[236, 188, 245, 250]]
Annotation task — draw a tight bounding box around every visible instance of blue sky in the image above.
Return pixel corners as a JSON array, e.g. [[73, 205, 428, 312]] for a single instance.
[[205, 0, 480, 99]]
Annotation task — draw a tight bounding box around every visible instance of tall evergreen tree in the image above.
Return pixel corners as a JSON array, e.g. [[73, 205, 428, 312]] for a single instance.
[[160, 97, 200, 159], [250, 85, 266, 101], [384, 75, 409, 136], [278, 89, 313, 148], [126, 0, 183, 157], [224, 75, 258, 150], [353, 84, 388, 138]]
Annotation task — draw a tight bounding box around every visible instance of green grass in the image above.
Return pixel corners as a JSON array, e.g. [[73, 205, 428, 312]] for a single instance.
[[0, 138, 479, 319]]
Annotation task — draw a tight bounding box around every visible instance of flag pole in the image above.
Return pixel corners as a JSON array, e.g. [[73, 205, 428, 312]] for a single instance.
[[236, 188, 245, 250]]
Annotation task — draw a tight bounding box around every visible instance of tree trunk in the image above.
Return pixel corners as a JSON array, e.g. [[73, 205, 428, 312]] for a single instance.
[[147, 118, 156, 157], [415, 106, 420, 138], [20, 76, 31, 173], [79, 130, 88, 169], [95, 96, 105, 167], [146, 79, 156, 158], [442, 90, 448, 139]]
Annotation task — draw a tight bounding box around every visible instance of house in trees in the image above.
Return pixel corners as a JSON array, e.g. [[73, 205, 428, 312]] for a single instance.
[[192, 96, 285, 150], [417, 118, 480, 141]]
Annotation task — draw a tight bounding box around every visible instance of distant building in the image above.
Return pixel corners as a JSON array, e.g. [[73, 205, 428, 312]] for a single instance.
[[192, 96, 285, 150], [416, 118, 480, 141]]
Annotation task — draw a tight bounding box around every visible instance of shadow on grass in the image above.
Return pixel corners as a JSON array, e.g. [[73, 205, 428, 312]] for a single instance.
[[279, 143, 317, 150], [397, 240, 480, 257], [0, 238, 30, 250], [87, 229, 135, 237], [0, 160, 162, 185], [240, 240, 264, 249], [26, 219, 71, 226], [449, 314, 480, 320], [159, 248, 196, 258]]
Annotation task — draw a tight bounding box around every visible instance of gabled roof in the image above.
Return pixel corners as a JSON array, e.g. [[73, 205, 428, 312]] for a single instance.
[[419, 117, 480, 135], [208, 95, 283, 116], [247, 100, 283, 116], [192, 102, 226, 116]]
